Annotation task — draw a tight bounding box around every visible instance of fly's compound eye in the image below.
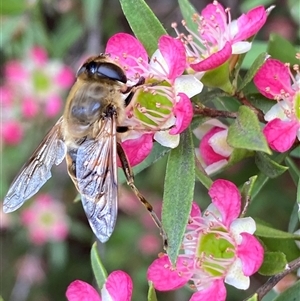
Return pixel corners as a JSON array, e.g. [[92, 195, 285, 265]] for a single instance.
[[76, 60, 127, 83], [96, 62, 127, 83]]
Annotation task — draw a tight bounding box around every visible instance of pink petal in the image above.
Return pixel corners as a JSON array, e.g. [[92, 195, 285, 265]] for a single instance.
[[105, 271, 133, 301], [187, 202, 202, 231], [30, 46, 48, 66], [147, 254, 192, 291], [263, 118, 299, 152], [190, 202, 202, 219], [105, 33, 148, 78], [253, 59, 294, 99], [234, 6, 267, 42], [5, 61, 28, 83], [0, 86, 13, 106], [158, 35, 186, 80], [190, 42, 232, 72], [22, 96, 39, 118], [120, 133, 153, 167], [66, 280, 101, 301], [1, 120, 23, 145], [237, 233, 264, 276], [208, 179, 241, 226], [55, 66, 74, 88], [44, 94, 62, 117], [201, 3, 226, 32], [169, 93, 193, 135], [199, 127, 228, 165], [190, 280, 226, 301]]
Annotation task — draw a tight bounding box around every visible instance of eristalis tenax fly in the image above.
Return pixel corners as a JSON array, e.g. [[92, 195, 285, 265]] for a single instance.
[[3, 54, 167, 246]]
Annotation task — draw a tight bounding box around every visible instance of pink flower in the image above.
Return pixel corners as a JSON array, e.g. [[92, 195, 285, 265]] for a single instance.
[[66, 270, 133, 301], [21, 193, 69, 245], [194, 119, 233, 175], [147, 179, 264, 301], [106, 33, 202, 150], [253, 58, 300, 152], [173, 1, 268, 72], [1, 120, 24, 145]]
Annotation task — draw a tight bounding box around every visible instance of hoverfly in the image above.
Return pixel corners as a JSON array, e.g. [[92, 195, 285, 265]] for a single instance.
[[3, 54, 167, 246]]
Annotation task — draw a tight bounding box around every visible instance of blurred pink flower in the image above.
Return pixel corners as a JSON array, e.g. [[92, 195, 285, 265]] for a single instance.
[[147, 180, 264, 301], [21, 193, 69, 245], [16, 254, 45, 285], [66, 270, 133, 301], [1, 46, 74, 146], [138, 233, 161, 255], [1, 120, 24, 145], [254, 58, 300, 152]]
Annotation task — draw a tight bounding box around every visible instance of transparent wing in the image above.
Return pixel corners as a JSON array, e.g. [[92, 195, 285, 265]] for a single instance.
[[3, 117, 67, 213], [75, 116, 118, 243]]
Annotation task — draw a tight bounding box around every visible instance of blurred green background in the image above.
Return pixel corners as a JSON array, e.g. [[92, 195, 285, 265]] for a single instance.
[[1, 0, 299, 300]]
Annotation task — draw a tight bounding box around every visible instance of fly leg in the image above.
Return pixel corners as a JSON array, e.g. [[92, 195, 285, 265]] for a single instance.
[[117, 142, 168, 249]]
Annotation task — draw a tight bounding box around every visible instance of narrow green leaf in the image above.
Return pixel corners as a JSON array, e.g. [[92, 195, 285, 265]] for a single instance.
[[227, 106, 271, 154], [242, 41, 268, 70], [178, 0, 198, 35], [273, 280, 300, 301], [285, 156, 300, 186], [255, 223, 300, 240], [267, 33, 299, 66], [237, 52, 268, 92], [147, 282, 158, 301], [227, 148, 254, 167], [297, 177, 300, 222], [258, 251, 287, 275], [162, 128, 195, 264], [255, 152, 288, 178], [90, 242, 108, 290], [245, 293, 258, 301], [288, 202, 300, 233], [118, 142, 171, 184], [119, 0, 167, 55], [240, 176, 257, 216], [194, 164, 213, 190]]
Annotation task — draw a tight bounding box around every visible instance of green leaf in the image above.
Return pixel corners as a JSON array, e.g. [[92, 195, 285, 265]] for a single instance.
[[162, 128, 195, 264], [119, 0, 167, 56], [285, 157, 300, 186], [298, 177, 300, 222], [118, 142, 171, 184], [273, 280, 300, 301], [240, 176, 257, 216], [194, 164, 213, 190], [237, 52, 268, 92], [267, 33, 299, 66], [1, 0, 27, 14], [50, 15, 84, 57], [245, 293, 258, 301], [227, 106, 271, 154], [178, 0, 198, 35], [255, 152, 288, 178], [90, 242, 108, 290], [288, 202, 300, 233], [147, 282, 158, 301], [259, 251, 287, 275], [201, 62, 234, 94], [247, 93, 277, 114], [227, 148, 254, 167], [242, 41, 268, 70], [255, 223, 300, 240]]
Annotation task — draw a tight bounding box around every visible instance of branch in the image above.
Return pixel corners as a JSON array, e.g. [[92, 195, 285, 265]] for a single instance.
[[235, 93, 266, 123], [244, 256, 300, 301], [193, 106, 237, 119]]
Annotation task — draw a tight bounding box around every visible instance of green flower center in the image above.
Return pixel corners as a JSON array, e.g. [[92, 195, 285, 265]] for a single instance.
[[133, 81, 173, 127], [33, 70, 50, 92], [197, 229, 235, 276]]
